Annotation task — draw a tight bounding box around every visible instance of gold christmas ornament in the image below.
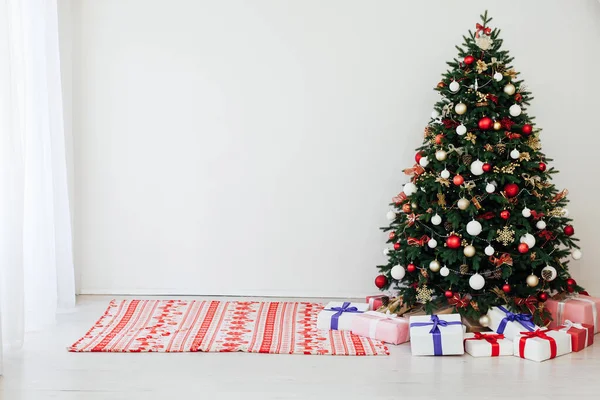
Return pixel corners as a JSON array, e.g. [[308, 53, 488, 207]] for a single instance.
[[493, 121, 502, 130], [526, 274, 540, 287], [519, 152, 531, 161], [496, 226, 515, 246], [495, 143, 507, 154], [476, 60, 488, 73], [478, 315, 491, 327], [437, 193, 447, 208], [455, 103, 467, 115], [465, 132, 477, 144], [484, 143, 494, 152], [416, 285, 434, 303], [463, 245, 476, 257], [460, 264, 469, 274]]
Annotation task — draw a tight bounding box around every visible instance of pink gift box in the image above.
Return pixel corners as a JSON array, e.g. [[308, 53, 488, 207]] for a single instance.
[[545, 295, 600, 333], [351, 311, 409, 345], [366, 295, 389, 311]]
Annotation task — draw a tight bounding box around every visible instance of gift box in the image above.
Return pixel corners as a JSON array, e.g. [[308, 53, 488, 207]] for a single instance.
[[409, 314, 464, 356], [553, 320, 594, 352], [464, 332, 513, 357], [487, 306, 539, 340], [462, 316, 493, 333], [317, 301, 368, 331], [514, 329, 572, 362], [365, 295, 390, 311], [545, 294, 600, 333], [351, 311, 409, 345]]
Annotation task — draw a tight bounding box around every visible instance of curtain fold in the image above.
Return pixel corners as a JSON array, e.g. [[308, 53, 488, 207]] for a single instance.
[[0, 0, 76, 366]]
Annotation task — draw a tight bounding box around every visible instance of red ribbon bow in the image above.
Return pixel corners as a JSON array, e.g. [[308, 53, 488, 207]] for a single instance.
[[515, 296, 538, 315], [442, 119, 460, 129], [392, 192, 407, 205], [475, 23, 492, 37], [407, 235, 430, 247], [489, 253, 513, 267], [518, 330, 557, 360], [447, 293, 469, 309], [538, 230, 556, 241], [505, 131, 521, 140], [403, 164, 425, 181], [530, 210, 545, 220], [465, 333, 505, 356], [476, 211, 495, 220]]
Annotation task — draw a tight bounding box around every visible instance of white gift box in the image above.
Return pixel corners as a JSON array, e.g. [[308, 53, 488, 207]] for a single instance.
[[317, 301, 369, 331], [464, 332, 513, 357], [513, 329, 572, 362], [409, 314, 464, 356], [487, 306, 539, 340]]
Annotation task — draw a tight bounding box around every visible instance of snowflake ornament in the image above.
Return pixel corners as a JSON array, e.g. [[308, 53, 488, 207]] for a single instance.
[[496, 226, 516, 246], [416, 285, 434, 303]]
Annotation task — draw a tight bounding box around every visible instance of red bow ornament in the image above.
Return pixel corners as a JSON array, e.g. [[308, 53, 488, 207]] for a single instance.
[[465, 332, 505, 356], [475, 23, 492, 37], [515, 296, 538, 315], [489, 253, 513, 267], [518, 330, 557, 360], [403, 164, 425, 181], [447, 293, 469, 309], [392, 192, 407, 205], [407, 235, 430, 247], [505, 131, 521, 140]]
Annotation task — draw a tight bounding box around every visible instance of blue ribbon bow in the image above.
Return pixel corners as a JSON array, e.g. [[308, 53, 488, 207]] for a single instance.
[[409, 315, 462, 356], [496, 306, 535, 334], [325, 302, 364, 330]]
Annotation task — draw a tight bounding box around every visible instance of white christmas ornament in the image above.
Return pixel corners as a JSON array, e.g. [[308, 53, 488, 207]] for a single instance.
[[456, 124, 467, 135], [466, 220, 483, 236], [541, 265, 557, 281], [520, 233, 536, 248], [419, 157, 429, 167], [463, 245, 476, 258], [428, 238, 438, 249], [470, 159, 484, 176], [484, 245, 495, 256], [440, 168, 450, 179], [449, 81, 460, 92], [469, 273, 486, 290], [386, 210, 396, 221], [572, 249, 582, 260], [526, 274, 540, 287], [440, 266, 450, 277], [522, 207, 531, 218], [403, 182, 418, 196], [510, 149, 520, 159], [429, 260, 441, 272], [457, 198, 470, 210], [431, 214, 442, 225], [493, 72, 503, 82], [536, 220, 547, 230], [485, 183, 496, 193], [503, 83, 516, 95], [391, 264, 406, 280], [435, 150, 447, 161], [431, 110, 440, 119], [509, 104, 522, 116]]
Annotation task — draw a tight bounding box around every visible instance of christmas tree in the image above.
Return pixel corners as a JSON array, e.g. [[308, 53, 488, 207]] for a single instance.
[[376, 11, 583, 325]]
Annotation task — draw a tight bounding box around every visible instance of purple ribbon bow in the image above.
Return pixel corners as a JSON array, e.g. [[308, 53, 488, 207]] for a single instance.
[[410, 315, 462, 356], [325, 302, 363, 330], [496, 306, 535, 334]]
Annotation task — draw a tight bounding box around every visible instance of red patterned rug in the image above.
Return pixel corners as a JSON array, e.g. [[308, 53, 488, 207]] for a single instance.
[[69, 300, 389, 355]]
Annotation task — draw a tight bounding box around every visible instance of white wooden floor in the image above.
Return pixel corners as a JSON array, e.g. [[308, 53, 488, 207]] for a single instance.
[[1, 295, 600, 400]]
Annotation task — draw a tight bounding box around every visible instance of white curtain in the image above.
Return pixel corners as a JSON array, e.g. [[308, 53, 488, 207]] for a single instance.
[[0, 0, 76, 369]]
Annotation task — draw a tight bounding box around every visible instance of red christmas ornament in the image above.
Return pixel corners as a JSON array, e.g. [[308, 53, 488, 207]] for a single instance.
[[407, 263, 417, 273], [464, 55, 475, 65], [393, 243, 400, 250], [375, 275, 388, 289], [518, 243, 530, 254], [539, 162, 547, 172], [389, 232, 396, 240], [444, 290, 454, 299], [415, 151, 423, 163], [564, 225, 575, 236], [522, 124, 533, 135], [500, 210, 510, 220], [482, 163, 492, 173], [502, 284, 511, 293], [446, 235, 461, 249], [478, 117, 493, 130], [504, 183, 519, 198], [567, 286, 575, 293], [537, 292, 549, 303], [453, 174, 464, 186], [435, 134, 444, 145], [566, 278, 576, 286]]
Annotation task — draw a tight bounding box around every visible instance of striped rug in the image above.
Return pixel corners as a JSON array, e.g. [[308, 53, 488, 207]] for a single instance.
[[69, 300, 389, 355]]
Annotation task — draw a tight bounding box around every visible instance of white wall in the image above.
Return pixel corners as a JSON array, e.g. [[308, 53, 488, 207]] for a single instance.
[[67, 0, 600, 297]]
